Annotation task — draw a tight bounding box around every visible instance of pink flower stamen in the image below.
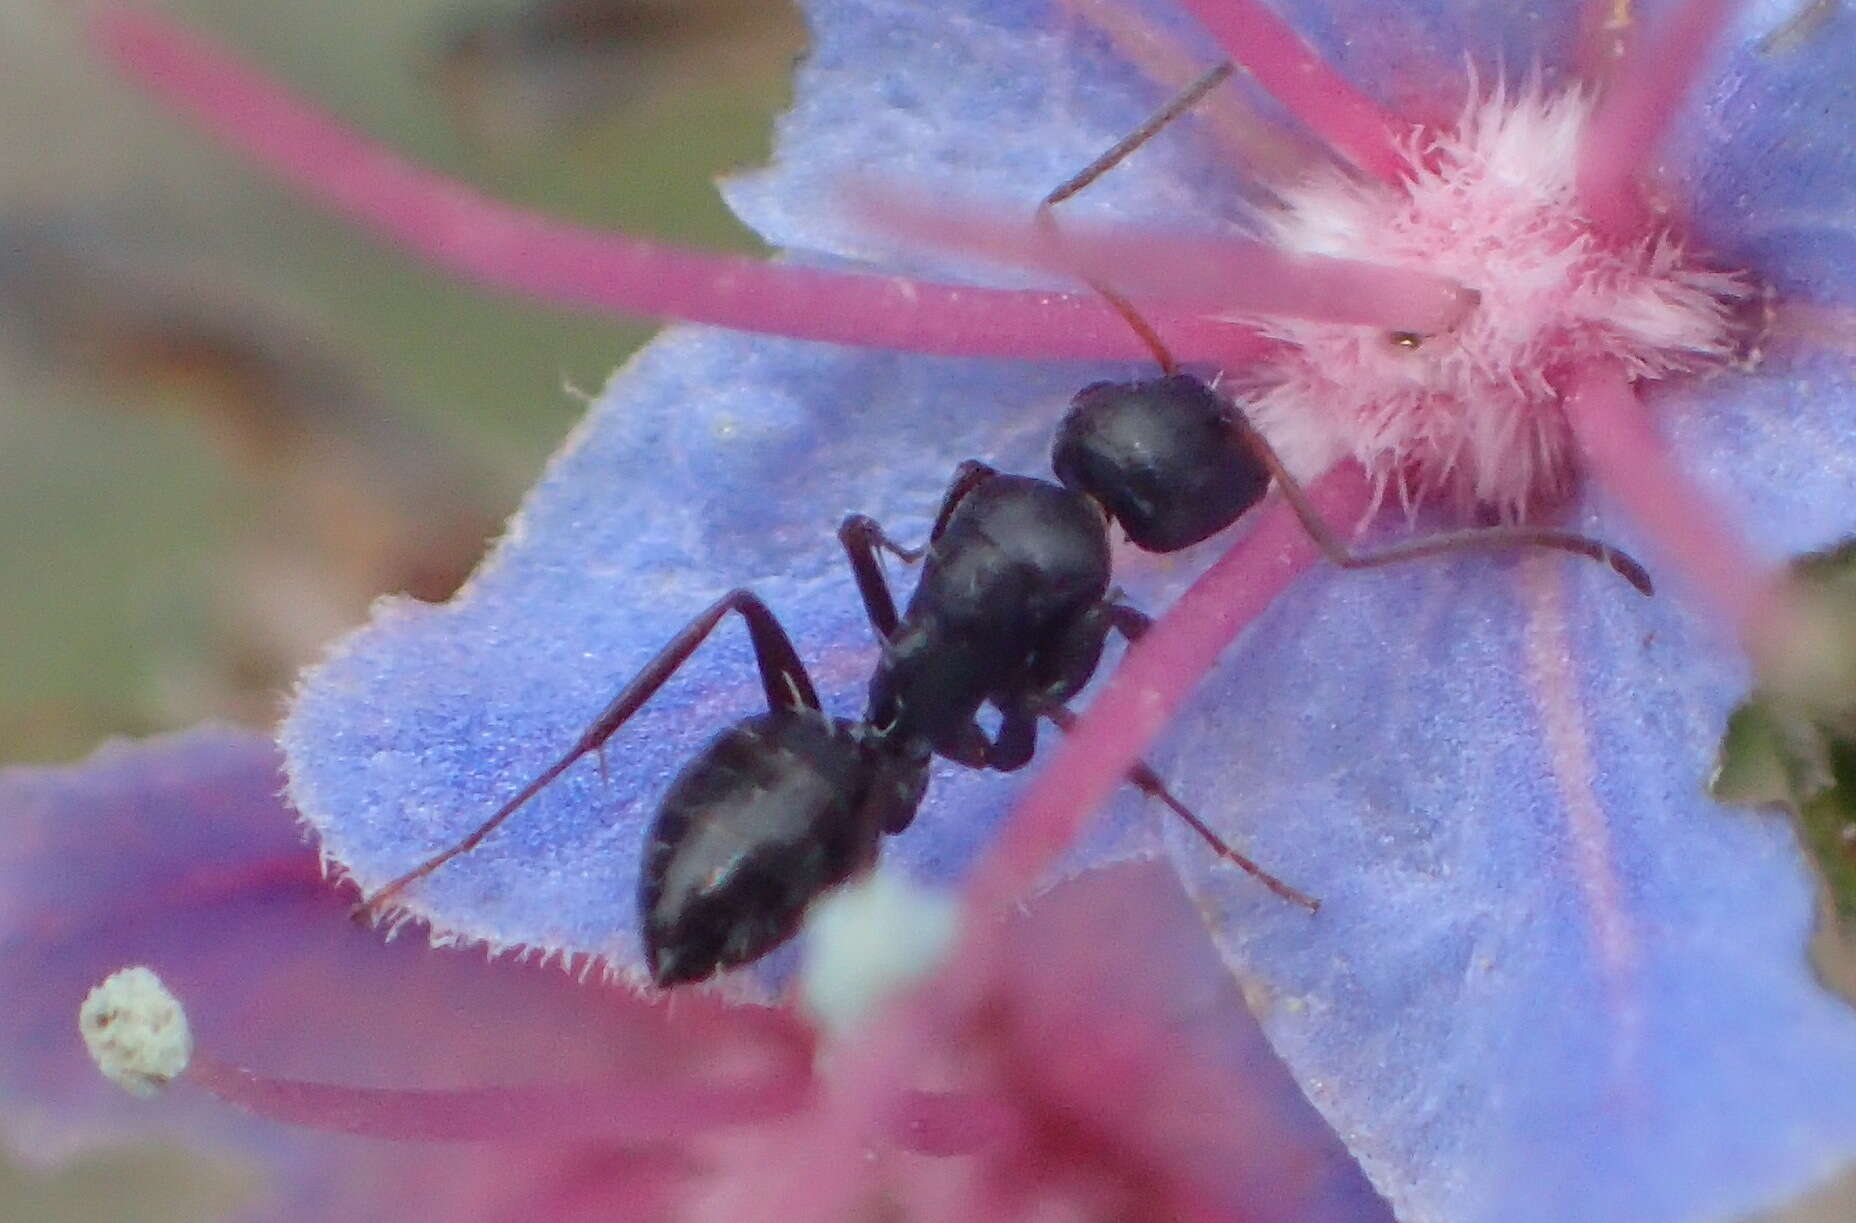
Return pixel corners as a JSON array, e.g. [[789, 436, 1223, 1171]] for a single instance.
[[855, 189, 1478, 332], [174, 984, 817, 1144], [92, 5, 1270, 367], [1577, 0, 1744, 235], [1174, 0, 1410, 182], [183, 1047, 812, 1141], [1563, 357, 1776, 634], [969, 468, 1372, 911]]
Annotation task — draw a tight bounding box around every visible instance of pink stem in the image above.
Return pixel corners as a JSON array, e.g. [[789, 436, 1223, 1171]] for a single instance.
[[969, 468, 1371, 910], [858, 189, 1475, 332], [889, 1089, 1024, 1155], [1174, 0, 1408, 182], [1574, 0, 1633, 82], [1562, 358, 1774, 634], [1576, 0, 1741, 235], [92, 6, 1269, 367], [184, 1048, 811, 1142]]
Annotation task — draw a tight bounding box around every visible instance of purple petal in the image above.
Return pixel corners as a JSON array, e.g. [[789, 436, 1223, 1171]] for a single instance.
[[0, 729, 783, 1220], [989, 858, 1394, 1222]]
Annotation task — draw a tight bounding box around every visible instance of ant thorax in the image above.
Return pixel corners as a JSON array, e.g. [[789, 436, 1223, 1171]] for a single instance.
[[1244, 85, 1748, 520]]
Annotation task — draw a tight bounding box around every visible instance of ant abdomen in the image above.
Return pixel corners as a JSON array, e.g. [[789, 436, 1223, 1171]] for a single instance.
[[639, 711, 893, 987], [1053, 373, 1270, 552]]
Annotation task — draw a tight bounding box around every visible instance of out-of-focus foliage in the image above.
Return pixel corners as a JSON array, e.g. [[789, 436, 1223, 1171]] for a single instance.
[[1715, 538, 1856, 996], [0, 0, 801, 763]]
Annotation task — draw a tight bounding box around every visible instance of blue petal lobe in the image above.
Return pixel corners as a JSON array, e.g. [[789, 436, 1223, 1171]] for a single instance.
[[1158, 519, 1856, 1223]]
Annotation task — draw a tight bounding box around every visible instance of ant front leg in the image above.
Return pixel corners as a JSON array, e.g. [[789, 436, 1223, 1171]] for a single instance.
[[839, 459, 1000, 642], [356, 589, 821, 921], [838, 513, 921, 642]]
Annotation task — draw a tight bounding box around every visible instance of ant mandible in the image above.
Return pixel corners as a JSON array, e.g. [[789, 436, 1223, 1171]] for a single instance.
[[356, 64, 1653, 988]]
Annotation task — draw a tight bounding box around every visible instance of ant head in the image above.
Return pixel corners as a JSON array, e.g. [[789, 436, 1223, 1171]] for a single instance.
[[1053, 373, 1271, 553]]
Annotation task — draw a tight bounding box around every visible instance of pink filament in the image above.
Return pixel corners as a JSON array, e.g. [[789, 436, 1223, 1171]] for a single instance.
[[970, 468, 1372, 910], [184, 1048, 811, 1142], [1576, 0, 1742, 235], [1562, 358, 1774, 634], [93, 6, 1268, 367], [1173, 0, 1408, 183], [858, 190, 1475, 332]]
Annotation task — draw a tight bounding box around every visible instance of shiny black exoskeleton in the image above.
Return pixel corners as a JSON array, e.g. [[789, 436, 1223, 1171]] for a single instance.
[[1054, 373, 1269, 553], [355, 356, 1653, 988], [841, 464, 1150, 777], [637, 683, 927, 987]]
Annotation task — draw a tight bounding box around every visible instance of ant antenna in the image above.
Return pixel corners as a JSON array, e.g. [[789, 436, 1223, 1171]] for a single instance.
[[1031, 68, 1654, 597], [1220, 411, 1655, 594], [1039, 61, 1235, 213]]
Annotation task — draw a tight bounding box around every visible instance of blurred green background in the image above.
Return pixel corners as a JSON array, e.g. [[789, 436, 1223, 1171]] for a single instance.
[[0, 0, 801, 763], [0, 0, 799, 1213]]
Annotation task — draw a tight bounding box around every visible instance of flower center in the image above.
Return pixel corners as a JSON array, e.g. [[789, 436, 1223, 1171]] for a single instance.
[[1246, 86, 1746, 520]]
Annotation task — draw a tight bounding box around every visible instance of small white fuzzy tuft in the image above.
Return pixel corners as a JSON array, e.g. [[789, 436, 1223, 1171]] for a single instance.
[[79, 966, 193, 1098], [1243, 83, 1745, 519], [799, 868, 958, 1039]]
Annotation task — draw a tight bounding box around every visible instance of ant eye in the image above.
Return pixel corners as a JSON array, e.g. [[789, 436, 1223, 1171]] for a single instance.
[[1388, 331, 1425, 350]]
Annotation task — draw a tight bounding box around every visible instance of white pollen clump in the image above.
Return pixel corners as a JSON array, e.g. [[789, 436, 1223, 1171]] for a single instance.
[[1246, 83, 1746, 519], [799, 868, 958, 1039], [79, 966, 193, 1098]]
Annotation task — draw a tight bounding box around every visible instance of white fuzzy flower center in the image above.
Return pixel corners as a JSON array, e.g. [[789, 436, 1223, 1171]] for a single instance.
[[1245, 87, 1744, 519]]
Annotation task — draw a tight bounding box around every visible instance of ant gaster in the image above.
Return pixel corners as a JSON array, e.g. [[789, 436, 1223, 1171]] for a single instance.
[[357, 65, 1654, 988]]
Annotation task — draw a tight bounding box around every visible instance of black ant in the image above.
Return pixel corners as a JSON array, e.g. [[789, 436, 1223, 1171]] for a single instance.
[[356, 66, 1653, 988]]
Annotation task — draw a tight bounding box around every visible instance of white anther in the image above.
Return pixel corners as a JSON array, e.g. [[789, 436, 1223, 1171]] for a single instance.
[[799, 869, 958, 1040], [79, 966, 193, 1098]]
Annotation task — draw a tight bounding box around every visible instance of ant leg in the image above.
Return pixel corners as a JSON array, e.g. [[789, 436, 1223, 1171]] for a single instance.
[[1044, 706, 1320, 912], [839, 460, 1000, 641], [1104, 600, 1154, 643], [1224, 411, 1657, 596], [929, 459, 1000, 543], [984, 710, 1040, 772], [356, 589, 820, 921], [838, 514, 919, 642]]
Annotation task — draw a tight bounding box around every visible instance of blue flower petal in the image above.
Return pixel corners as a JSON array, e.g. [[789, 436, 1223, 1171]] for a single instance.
[[1675, 2, 1856, 303], [1156, 508, 1856, 1222], [723, 0, 1247, 265]]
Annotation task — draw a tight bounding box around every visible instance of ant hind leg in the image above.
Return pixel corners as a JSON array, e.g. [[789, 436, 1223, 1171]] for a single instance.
[[355, 588, 821, 921]]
